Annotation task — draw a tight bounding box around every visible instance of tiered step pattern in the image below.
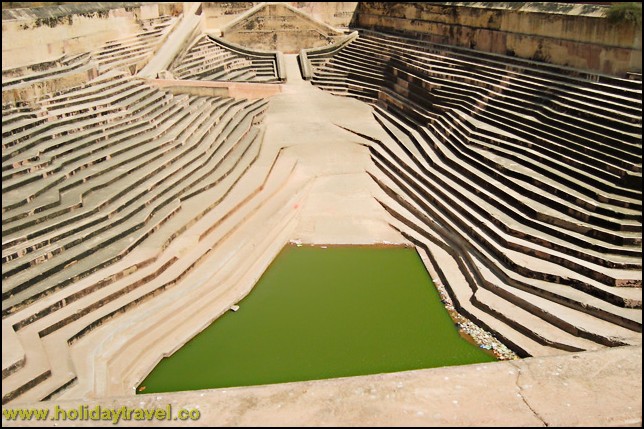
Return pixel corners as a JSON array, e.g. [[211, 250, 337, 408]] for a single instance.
[[1, 16, 178, 104], [91, 16, 179, 75], [1, 68, 297, 404], [2, 53, 93, 86], [306, 29, 642, 356], [1, 53, 97, 104], [170, 34, 281, 83]]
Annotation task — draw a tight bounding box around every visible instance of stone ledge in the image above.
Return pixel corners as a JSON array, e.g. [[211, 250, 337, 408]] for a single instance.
[[2, 346, 640, 427], [147, 78, 283, 99]]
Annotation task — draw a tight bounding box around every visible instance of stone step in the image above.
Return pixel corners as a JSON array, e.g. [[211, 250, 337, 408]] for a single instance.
[[2, 89, 172, 203], [2, 92, 186, 191], [2, 97, 215, 232], [36, 71, 127, 107], [385, 62, 641, 158], [377, 63, 641, 178], [1, 114, 48, 139], [44, 78, 138, 118], [72, 156, 306, 398], [354, 34, 642, 129], [360, 126, 642, 302], [1, 54, 91, 90], [1, 322, 25, 378], [1, 96, 189, 225], [2, 84, 160, 160], [348, 33, 644, 171], [170, 34, 280, 83], [378, 74, 636, 198], [380, 96, 641, 230], [175, 53, 236, 78], [95, 44, 155, 63], [6, 148, 262, 348], [1, 99, 210, 261], [95, 31, 165, 57], [1, 99, 218, 255], [372, 173, 615, 357], [100, 21, 173, 48], [9, 146, 300, 402], [2, 52, 87, 80], [2, 98, 268, 315], [7, 119, 264, 347], [374, 106, 643, 250], [413, 228, 639, 354], [364, 148, 641, 328], [2, 199, 182, 316], [1, 329, 53, 405], [358, 29, 642, 101], [1, 100, 257, 277], [97, 52, 154, 75], [446, 110, 643, 216]]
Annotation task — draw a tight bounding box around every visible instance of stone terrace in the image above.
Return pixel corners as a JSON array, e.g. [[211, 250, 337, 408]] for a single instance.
[[170, 34, 282, 83], [1, 3, 642, 426], [2, 6, 283, 403], [302, 29, 642, 357]]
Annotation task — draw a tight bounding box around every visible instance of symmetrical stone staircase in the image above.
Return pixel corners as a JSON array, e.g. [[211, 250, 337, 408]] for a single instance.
[[2, 10, 642, 411], [170, 34, 283, 82], [302, 29, 642, 357]]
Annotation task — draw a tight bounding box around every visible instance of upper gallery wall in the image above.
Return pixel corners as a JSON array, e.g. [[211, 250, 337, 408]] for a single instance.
[[352, 2, 642, 77], [3, 2, 641, 76], [1, 2, 183, 70]]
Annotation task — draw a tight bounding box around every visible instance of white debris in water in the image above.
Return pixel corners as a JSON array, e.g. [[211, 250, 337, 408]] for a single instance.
[[431, 268, 518, 360]]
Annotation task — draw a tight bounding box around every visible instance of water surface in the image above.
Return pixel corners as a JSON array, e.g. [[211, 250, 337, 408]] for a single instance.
[[138, 245, 495, 394]]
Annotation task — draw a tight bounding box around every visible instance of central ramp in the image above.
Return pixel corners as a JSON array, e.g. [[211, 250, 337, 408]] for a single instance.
[[266, 54, 405, 245]]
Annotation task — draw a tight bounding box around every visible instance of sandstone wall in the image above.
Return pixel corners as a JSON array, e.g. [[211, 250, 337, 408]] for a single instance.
[[287, 2, 358, 29], [203, 2, 358, 30], [354, 2, 642, 76], [203, 2, 257, 30], [1, 2, 183, 70], [218, 3, 344, 53]]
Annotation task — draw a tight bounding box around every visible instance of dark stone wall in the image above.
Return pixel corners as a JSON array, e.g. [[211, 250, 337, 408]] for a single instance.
[[354, 2, 642, 76]]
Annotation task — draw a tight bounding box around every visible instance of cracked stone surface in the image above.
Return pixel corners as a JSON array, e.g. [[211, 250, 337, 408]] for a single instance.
[[4, 346, 640, 427], [509, 346, 642, 427]]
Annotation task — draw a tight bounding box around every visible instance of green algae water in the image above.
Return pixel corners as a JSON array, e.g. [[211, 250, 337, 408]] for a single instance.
[[137, 245, 495, 394]]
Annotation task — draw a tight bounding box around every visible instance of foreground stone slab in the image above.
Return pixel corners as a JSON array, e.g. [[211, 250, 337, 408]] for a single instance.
[[2, 345, 640, 427]]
